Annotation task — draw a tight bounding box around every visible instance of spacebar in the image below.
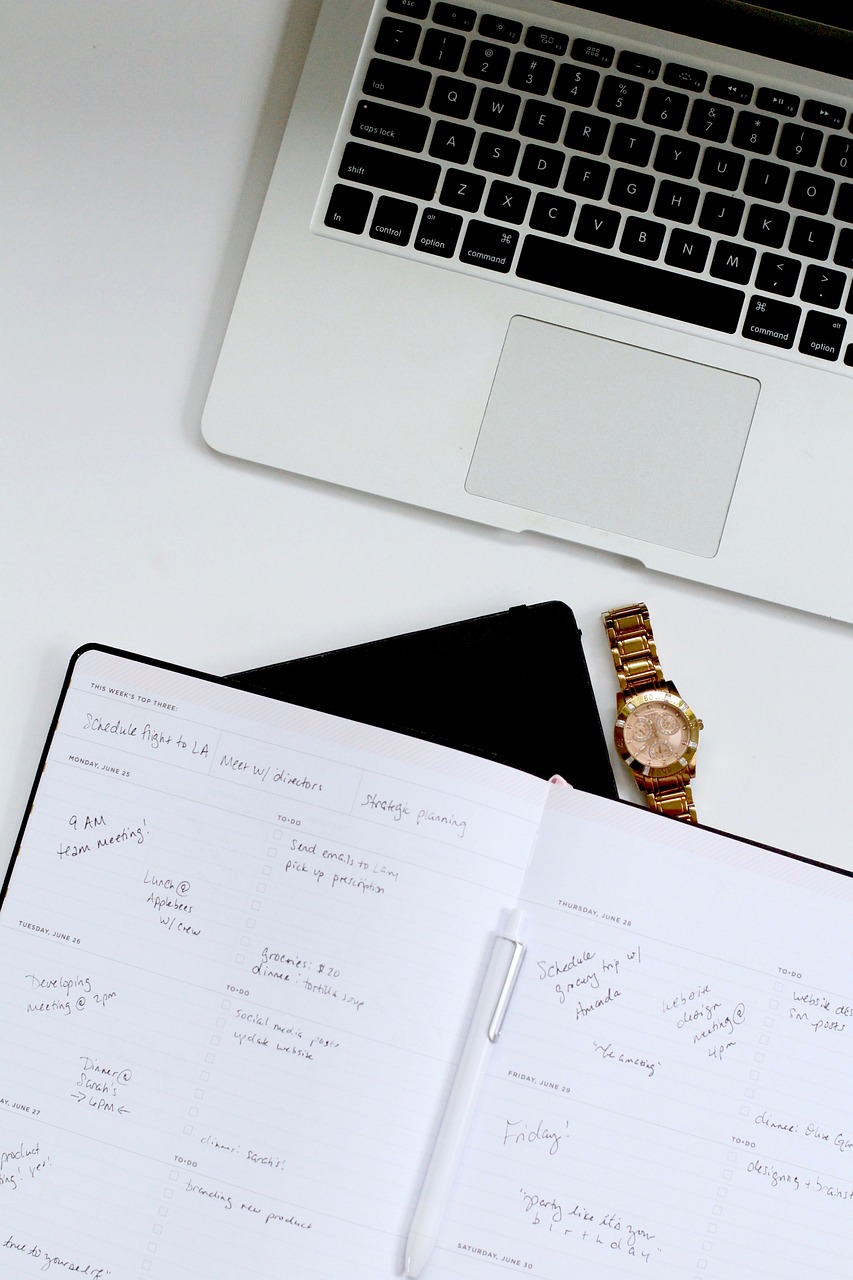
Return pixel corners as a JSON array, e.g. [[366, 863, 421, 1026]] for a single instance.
[[516, 236, 744, 334]]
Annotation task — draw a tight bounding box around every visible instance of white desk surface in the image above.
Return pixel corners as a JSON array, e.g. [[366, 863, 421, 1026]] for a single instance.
[[1, 1, 849, 883]]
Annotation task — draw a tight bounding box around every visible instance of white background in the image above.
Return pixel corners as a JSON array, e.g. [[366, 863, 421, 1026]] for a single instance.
[[1, 0, 850, 879]]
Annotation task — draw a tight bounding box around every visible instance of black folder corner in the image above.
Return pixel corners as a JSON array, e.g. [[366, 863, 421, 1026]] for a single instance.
[[226, 601, 616, 801]]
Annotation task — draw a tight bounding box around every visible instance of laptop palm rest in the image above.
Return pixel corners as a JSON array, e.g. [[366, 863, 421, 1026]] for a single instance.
[[466, 317, 760, 558]]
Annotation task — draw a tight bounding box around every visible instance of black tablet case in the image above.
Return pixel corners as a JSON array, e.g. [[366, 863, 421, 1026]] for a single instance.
[[226, 602, 616, 800]]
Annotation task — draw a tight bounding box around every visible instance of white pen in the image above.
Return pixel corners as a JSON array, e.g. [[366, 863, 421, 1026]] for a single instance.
[[405, 909, 526, 1279]]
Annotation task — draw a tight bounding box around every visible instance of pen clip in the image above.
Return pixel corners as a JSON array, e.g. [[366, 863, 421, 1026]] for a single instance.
[[488, 938, 525, 1043]]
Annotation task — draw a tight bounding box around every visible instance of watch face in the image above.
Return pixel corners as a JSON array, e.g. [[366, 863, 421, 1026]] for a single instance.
[[620, 698, 694, 771]]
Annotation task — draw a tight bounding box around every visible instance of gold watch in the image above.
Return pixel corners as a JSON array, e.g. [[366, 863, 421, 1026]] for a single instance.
[[602, 603, 703, 823]]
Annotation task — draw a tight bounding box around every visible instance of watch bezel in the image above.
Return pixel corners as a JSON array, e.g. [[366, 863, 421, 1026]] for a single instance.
[[614, 688, 701, 779]]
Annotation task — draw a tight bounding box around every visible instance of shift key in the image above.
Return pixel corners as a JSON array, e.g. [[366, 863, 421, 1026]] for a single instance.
[[339, 142, 441, 200]]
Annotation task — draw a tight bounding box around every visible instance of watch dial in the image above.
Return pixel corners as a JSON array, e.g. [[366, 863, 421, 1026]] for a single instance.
[[623, 702, 691, 768]]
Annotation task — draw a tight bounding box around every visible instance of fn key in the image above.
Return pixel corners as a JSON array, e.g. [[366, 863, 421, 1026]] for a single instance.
[[324, 183, 372, 234]]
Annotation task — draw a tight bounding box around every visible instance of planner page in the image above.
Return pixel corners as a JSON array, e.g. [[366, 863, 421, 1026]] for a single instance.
[[0, 647, 547, 1280], [437, 786, 853, 1279]]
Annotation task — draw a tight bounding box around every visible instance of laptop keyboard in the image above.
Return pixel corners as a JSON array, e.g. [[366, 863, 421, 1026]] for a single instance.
[[315, 0, 853, 370]]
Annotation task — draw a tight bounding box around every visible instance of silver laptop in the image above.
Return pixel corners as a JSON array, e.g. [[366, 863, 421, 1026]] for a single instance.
[[202, 0, 853, 623]]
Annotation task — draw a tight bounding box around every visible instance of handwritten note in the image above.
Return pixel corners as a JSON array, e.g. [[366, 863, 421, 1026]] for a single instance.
[[0, 648, 543, 1278]]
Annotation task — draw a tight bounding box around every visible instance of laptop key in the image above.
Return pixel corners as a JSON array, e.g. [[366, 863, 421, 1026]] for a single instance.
[[597, 75, 644, 119], [698, 147, 745, 191], [744, 203, 789, 247], [324, 183, 373, 234], [798, 311, 846, 360], [478, 14, 522, 43], [620, 216, 666, 260], [789, 216, 834, 260], [419, 28, 466, 71], [433, 3, 476, 30], [572, 39, 614, 67], [519, 99, 566, 143], [609, 168, 654, 211], [654, 135, 700, 178], [699, 191, 745, 236], [755, 252, 800, 296], [789, 170, 834, 215], [430, 75, 476, 118], [374, 17, 422, 60], [710, 75, 753, 104], [643, 87, 688, 130], [553, 65, 599, 107], [609, 123, 655, 166], [414, 207, 463, 256], [474, 88, 521, 130], [756, 87, 799, 117], [710, 240, 755, 284], [743, 159, 789, 203], [777, 123, 822, 167], [803, 99, 846, 129], [439, 167, 486, 210], [370, 195, 418, 244], [530, 191, 576, 236], [741, 295, 800, 347], [801, 265, 845, 309], [364, 58, 431, 108], [429, 119, 475, 163], [473, 131, 520, 174], [459, 220, 519, 271], [351, 100, 431, 151], [654, 180, 700, 223], [563, 155, 610, 199], [509, 52, 556, 95], [339, 142, 440, 199], [516, 236, 744, 331], [664, 63, 707, 93], [575, 204, 621, 247], [687, 99, 733, 142], [665, 229, 711, 273], [464, 40, 511, 82], [484, 180, 530, 223], [822, 135, 853, 176], [732, 111, 778, 155]]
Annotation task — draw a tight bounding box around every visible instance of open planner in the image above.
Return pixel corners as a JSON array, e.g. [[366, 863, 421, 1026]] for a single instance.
[[2, 645, 852, 1279]]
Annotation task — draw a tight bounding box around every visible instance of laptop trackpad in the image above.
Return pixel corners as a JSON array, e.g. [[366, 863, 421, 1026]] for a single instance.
[[465, 317, 760, 558]]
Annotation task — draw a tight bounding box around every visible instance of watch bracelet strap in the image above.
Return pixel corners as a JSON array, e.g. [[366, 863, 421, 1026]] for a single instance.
[[603, 603, 698, 825], [602, 603, 666, 696], [636, 773, 697, 823]]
